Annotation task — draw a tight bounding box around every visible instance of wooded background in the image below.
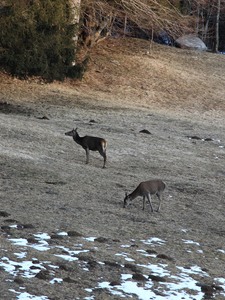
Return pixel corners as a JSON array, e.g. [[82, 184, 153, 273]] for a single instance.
[[0, 0, 224, 80]]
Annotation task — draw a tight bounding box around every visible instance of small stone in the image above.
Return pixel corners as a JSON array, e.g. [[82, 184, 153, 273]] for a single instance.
[[94, 237, 108, 243], [0, 211, 10, 217], [139, 129, 151, 134], [156, 253, 174, 261], [67, 230, 83, 237], [149, 274, 167, 282], [22, 224, 35, 229], [35, 270, 51, 280], [14, 277, 24, 284], [104, 261, 121, 268], [132, 273, 147, 281], [110, 281, 120, 286], [63, 277, 76, 283]]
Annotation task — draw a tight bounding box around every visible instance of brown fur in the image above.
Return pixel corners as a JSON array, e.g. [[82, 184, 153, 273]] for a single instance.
[[124, 179, 166, 212], [65, 128, 107, 168]]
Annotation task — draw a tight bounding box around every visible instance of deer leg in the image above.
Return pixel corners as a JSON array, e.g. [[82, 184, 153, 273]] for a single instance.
[[85, 148, 90, 164], [156, 192, 162, 212], [147, 194, 154, 212], [142, 196, 146, 210], [99, 149, 107, 168]]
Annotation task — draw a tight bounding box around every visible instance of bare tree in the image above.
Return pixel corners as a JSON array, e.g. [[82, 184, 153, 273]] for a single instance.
[[69, 0, 82, 47], [180, 0, 225, 50], [79, 0, 191, 49], [214, 0, 221, 52]]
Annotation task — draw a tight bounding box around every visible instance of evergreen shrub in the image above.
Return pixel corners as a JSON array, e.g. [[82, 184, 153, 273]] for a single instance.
[[0, 0, 84, 81]]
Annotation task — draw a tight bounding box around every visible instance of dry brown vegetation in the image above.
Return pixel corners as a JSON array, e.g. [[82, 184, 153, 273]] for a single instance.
[[0, 38, 225, 299]]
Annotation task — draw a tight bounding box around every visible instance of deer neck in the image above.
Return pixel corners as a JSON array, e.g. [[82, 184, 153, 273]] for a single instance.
[[129, 187, 140, 200], [73, 132, 83, 145]]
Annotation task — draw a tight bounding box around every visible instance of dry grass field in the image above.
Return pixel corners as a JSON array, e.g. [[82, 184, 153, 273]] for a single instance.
[[0, 37, 225, 299]]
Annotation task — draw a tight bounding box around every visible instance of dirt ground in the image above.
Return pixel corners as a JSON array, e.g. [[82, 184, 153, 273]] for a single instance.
[[0, 38, 225, 299]]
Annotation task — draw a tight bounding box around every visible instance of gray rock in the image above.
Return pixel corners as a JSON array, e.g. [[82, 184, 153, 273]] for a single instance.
[[175, 35, 207, 51]]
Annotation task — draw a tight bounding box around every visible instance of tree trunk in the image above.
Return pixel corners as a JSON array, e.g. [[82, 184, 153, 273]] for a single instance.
[[214, 0, 221, 52], [69, 0, 81, 47]]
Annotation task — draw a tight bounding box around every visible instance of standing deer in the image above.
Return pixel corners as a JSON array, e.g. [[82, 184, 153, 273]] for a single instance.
[[65, 128, 107, 168], [123, 179, 166, 212]]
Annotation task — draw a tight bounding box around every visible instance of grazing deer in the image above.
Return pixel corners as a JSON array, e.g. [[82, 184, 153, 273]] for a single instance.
[[65, 128, 107, 168], [123, 180, 166, 212]]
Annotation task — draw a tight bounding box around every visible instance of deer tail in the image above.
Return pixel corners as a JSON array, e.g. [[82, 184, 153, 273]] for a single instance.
[[101, 140, 107, 152]]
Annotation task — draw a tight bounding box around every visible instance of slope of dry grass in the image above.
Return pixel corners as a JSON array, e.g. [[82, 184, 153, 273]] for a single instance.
[[1, 37, 225, 119], [1, 38, 225, 299]]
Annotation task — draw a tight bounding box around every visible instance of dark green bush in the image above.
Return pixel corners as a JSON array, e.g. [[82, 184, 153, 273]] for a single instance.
[[0, 0, 84, 81]]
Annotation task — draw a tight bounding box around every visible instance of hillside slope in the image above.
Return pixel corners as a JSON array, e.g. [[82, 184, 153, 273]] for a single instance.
[[0, 38, 225, 299], [1, 37, 225, 118], [84, 38, 225, 114]]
